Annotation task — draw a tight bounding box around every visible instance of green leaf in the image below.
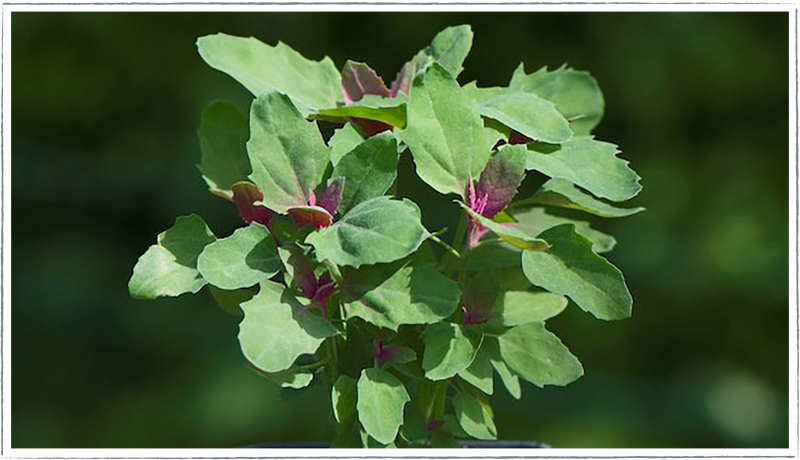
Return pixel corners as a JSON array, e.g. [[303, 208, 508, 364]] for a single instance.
[[462, 82, 506, 103], [510, 64, 604, 135], [465, 242, 522, 273], [316, 95, 407, 129], [129, 215, 216, 299], [415, 25, 474, 77], [484, 339, 521, 399], [498, 322, 584, 387], [331, 132, 399, 215], [522, 224, 632, 320], [458, 346, 494, 395], [329, 123, 365, 167], [526, 137, 642, 202], [492, 291, 568, 326], [453, 391, 497, 440], [421, 322, 480, 381], [208, 285, 255, 316], [479, 92, 572, 144], [247, 92, 330, 213], [197, 223, 282, 290], [270, 368, 315, 389], [401, 64, 490, 197], [306, 197, 429, 268], [332, 375, 357, 423], [357, 368, 411, 445], [459, 202, 549, 251], [342, 256, 460, 330], [401, 403, 428, 444], [198, 101, 251, 199], [197, 33, 341, 114], [511, 207, 616, 253], [521, 178, 645, 218], [238, 280, 338, 373]]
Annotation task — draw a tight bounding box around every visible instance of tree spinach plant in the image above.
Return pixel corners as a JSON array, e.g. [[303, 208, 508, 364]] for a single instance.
[[129, 25, 643, 448]]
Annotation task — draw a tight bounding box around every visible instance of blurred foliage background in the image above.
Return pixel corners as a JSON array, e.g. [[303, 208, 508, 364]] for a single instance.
[[11, 12, 789, 448]]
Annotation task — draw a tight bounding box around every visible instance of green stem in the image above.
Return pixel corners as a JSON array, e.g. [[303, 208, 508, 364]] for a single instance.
[[441, 213, 468, 277], [429, 234, 461, 260]]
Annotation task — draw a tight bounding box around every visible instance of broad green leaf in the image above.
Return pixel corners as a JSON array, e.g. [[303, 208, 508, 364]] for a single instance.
[[329, 123, 365, 166], [401, 403, 428, 444], [458, 346, 494, 395], [197, 33, 341, 114], [421, 322, 480, 381], [197, 223, 281, 290], [129, 215, 216, 299], [522, 224, 632, 320], [342, 256, 460, 330], [332, 374, 357, 423], [453, 392, 497, 440], [492, 291, 568, 326], [208, 285, 255, 316], [520, 178, 645, 218], [421, 24, 473, 77], [331, 132, 399, 215], [463, 82, 506, 104], [511, 207, 616, 253], [238, 280, 338, 373], [402, 64, 490, 196], [306, 197, 428, 268], [465, 242, 522, 273], [357, 368, 410, 445], [526, 137, 642, 202], [498, 322, 584, 387], [480, 92, 572, 144], [247, 92, 330, 213], [198, 101, 251, 199], [459, 202, 549, 251], [510, 64, 604, 135], [485, 339, 521, 399]]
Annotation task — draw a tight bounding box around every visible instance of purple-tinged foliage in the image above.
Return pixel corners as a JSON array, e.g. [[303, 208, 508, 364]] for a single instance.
[[318, 177, 345, 216], [232, 182, 274, 227], [342, 61, 391, 104]]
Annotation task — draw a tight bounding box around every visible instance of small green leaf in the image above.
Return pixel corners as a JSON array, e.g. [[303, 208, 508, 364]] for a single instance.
[[208, 285, 255, 316], [453, 391, 497, 440], [522, 178, 645, 218], [463, 82, 506, 103], [498, 322, 583, 387], [525, 137, 642, 202], [522, 224, 632, 320], [129, 215, 216, 299], [480, 92, 572, 144], [332, 375, 357, 423], [458, 346, 494, 395], [198, 101, 251, 199], [306, 197, 429, 268], [197, 223, 282, 290], [510, 64, 604, 135], [328, 123, 365, 167], [402, 63, 490, 197], [459, 202, 549, 251], [357, 368, 410, 445], [238, 280, 337, 373], [511, 207, 616, 253], [270, 368, 315, 389], [197, 33, 341, 114], [484, 339, 521, 399], [247, 92, 330, 213], [422, 322, 480, 381], [331, 132, 399, 215], [317, 95, 407, 129], [492, 291, 568, 326], [342, 256, 460, 330]]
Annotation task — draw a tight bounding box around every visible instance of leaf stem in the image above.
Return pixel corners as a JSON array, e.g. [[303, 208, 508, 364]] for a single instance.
[[428, 234, 461, 260]]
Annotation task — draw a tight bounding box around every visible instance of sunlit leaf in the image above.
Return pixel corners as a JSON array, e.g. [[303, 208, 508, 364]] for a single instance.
[[198, 101, 251, 199], [498, 322, 583, 387], [357, 368, 410, 445]]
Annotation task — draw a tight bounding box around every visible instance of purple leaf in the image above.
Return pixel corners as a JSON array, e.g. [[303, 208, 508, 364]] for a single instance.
[[231, 182, 275, 226], [389, 60, 416, 98], [287, 205, 334, 229], [284, 250, 318, 299], [313, 272, 336, 305], [318, 177, 345, 215], [341, 61, 390, 104], [474, 147, 528, 218], [352, 118, 393, 138], [461, 271, 502, 324]]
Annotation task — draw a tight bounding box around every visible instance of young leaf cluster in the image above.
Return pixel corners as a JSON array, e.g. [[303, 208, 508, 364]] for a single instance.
[[129, 25, 643, 448]]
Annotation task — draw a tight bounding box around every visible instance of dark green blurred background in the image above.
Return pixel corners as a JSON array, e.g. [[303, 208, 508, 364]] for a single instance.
[[11, 12, 789, 448]]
